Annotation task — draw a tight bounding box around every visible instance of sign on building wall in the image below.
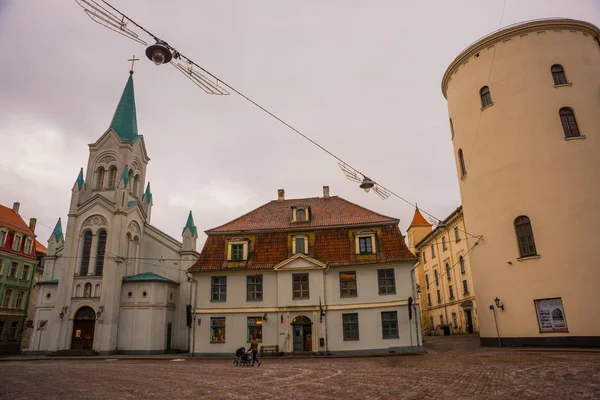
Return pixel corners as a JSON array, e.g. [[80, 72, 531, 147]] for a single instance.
[[534, 298, 568, 332]]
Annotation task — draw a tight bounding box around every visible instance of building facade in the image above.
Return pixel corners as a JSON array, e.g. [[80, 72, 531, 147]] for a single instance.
[[408, 207, 478, 336], [20, 236, 47, 351], [27, 72, 198, 355], [188, 187, 422, 355], [441, 19, 600, 346], [0, 203, 40, 355]]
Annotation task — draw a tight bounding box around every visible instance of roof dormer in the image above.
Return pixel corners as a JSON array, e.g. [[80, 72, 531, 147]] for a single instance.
[[292, 206, 311, 222]]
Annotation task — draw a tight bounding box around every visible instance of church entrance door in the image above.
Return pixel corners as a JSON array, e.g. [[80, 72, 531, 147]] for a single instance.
[[71, 306, 96, 350], [291, 316, 312, 352]]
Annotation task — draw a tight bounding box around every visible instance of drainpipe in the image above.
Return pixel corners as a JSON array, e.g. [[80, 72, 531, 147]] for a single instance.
[[323, 265, 330, 356], [409, 265, 419, 347], [186, 273, 197, 356]]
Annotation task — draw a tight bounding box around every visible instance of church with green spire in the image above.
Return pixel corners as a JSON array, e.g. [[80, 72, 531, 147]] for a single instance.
[[28, 73, 199, 356]]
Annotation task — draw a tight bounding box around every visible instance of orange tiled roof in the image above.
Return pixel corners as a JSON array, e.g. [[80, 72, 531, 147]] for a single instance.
[[191, 195, 417, 271], [207, 196, 399, 233], [35, 240, 47, 254], [0, 204, 35, 236], [408, 208, 432, 228]]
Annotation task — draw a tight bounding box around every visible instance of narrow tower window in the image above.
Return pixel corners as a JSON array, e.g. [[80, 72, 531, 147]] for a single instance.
[[107, 166, 117, 189], [551, 65, 568, 85], [559, 108, 580, 138], [95, 230, 107, 276], [514, 215, 537, 258], [133, 175, 140, 197], [95, 167, 105, 190], [480, 86, 492, 108], [449, 118, 455, 139], [80, 231, 93, 275], [458, 149, 467, 177]]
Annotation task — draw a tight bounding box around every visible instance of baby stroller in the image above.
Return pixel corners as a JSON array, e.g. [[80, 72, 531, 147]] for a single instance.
[[233, 347, 252, 367]]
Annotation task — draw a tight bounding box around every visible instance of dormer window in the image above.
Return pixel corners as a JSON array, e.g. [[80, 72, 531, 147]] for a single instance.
[[228, 237, 248, 261], [24, 238, 33, 255], [355, 230, 376, 255], [292, 206, 310, 222], [12, 234, 23, 252], [292, 235, 308, 255]]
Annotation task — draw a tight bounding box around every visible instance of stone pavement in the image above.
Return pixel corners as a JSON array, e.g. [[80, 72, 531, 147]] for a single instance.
[[0, 336, 598, 399]]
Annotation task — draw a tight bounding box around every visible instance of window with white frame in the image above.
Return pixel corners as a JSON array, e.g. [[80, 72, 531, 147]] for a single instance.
[[0, 258, 4, 276], [210, 317, 226, 343], [355, 230, 376, 255], [14, 291, 25, 309], [381, 311, 399, 339], [292, 273, 309, 299], [228, 238, 248, 261], [21, 265, 30, 281], [454, 227, 460, 243], [211, 276, 227, 301], [2, 288, 13, 308], [9, 262, 18, 279], [377, 269, 396, 294], [293, 235, 308, 255], [342, 313, 359, 340], [294, 207, 309, 222], [12, 235, 22, 252], [0, 230, 7, 247], [24, 238, 33, 255], [247, 275, 263, 301], [339, 271, 357, 297]]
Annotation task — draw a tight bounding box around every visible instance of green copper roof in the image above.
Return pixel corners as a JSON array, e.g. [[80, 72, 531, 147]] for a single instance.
[[182, 211, 197, 235], [76, 168, 84, 190], [110, 74, 140, 143], [122, 272, 175, 284], [127, 200, 138, 208], [143, 182, 152, 204], [122, 165, 129, 187], [52, 218, 63, 242]]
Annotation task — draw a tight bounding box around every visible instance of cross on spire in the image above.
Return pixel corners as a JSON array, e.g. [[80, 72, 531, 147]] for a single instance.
[[128, 55, 140, 74]]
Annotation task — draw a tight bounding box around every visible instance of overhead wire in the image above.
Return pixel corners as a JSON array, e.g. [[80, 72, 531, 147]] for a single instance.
[[98, 0, 482, 242]]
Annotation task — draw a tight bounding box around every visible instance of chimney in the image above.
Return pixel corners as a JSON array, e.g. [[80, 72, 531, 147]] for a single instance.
[[323, 186, 330, 198], [29, 218, 37, 233], [277, 189, 285, 201], [12, 202, 20, 214]]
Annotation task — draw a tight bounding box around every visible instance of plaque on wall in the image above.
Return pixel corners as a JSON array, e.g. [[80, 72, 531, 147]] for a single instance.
[[534, 297, 568, 332]]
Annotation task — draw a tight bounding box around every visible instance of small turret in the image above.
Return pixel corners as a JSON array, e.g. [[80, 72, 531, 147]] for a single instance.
[[142, 182, 153, 222], [406, 205, 433, 254], [182, 211, 198, 252], [47, 218, 64, 255]]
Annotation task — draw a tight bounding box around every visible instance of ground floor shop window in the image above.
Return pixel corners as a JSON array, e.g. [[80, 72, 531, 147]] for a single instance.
[[210, 317, 226, 343], [381, 311, 398, 339], [247, 317, 263, 342], [534, 298, 568, 332]]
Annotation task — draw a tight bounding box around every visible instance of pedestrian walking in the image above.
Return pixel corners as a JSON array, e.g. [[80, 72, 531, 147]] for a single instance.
[[249, 335, 261, 367]]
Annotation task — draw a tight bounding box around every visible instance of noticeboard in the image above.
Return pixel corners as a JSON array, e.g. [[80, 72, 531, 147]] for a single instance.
[[534, 297, 568, 332]]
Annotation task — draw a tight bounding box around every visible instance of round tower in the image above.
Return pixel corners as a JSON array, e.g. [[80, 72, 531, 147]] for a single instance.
[[441, 19, 600, 346]]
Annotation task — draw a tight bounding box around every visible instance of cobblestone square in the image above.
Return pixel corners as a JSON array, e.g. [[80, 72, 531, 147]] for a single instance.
[[1, 337, 599, 400]]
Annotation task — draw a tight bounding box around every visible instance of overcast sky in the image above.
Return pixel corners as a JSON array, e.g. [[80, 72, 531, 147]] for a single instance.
[[1, 0, 598, 249]]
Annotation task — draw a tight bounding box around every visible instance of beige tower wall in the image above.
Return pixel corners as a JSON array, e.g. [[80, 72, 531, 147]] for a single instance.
[[442, 19, 600, 346]]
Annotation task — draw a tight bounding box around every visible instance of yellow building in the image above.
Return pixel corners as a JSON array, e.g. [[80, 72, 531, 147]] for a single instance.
[[408, 207, 478, 336], [441, 19, 600, 346]]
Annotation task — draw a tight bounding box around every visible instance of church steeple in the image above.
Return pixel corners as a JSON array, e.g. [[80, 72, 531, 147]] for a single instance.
[[110, 73, 140, 143], [75, 168, 84, 190], [52, 218, 64, 242], [182, 211, 197, 236]]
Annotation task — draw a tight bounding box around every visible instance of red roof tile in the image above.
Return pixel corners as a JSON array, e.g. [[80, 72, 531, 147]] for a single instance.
[[190, 195, 417, 271], [0, 204, 35, 236], [207, 196, 399, 233], [35, 240, 47, 254], [408, 208, 432, 228]]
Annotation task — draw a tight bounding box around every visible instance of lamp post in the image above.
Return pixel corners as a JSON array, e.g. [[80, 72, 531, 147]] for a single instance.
[[145, 40, 173, 65], [494, 297, 504, 311]]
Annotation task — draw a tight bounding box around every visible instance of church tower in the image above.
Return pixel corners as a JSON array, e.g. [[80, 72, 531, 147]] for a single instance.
[[29, 70, 197, 355]]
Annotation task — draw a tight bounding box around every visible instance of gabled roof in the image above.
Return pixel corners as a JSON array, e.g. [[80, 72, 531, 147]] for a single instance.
[[35, 240, 47, 254], [207, 196, 399, 233], [122, 272, 177, 284], [408, 207, 432, 228], [0, 204, 35, 236], [110, 74, 141, 143], [415, 206, 463, 248]]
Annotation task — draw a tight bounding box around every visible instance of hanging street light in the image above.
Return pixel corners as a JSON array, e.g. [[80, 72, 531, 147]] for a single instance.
[[359, 177, 375, 192], [146, 40, 172, 65]]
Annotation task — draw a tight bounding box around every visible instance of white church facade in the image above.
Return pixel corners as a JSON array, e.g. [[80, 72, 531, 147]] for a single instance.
[[26, 73, 198, 355]]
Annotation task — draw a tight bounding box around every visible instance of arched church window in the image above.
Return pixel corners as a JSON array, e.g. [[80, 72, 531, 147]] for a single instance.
[[80, 231, 93, 275], [94, 284, 101, 297], [83, 283, 92, 298], [133, 236, 140, 274], [125, 233, 132, 275], [458, 149, 467, 177], [107, 166, 117, 189], [94, 230, 107, 276], [75, 284, 82, 297], [128, 170, 134, 192], [133, 175, 140, 197], [96, 167, 105, 190]]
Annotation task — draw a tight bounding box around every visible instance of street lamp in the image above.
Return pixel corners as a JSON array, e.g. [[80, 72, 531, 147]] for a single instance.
[[359, 177, 375, 193], [494, 297, 504, 311], [96, 306, 104, 319], [146, 40, 172, 65], [59, 306, 67, 319]]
